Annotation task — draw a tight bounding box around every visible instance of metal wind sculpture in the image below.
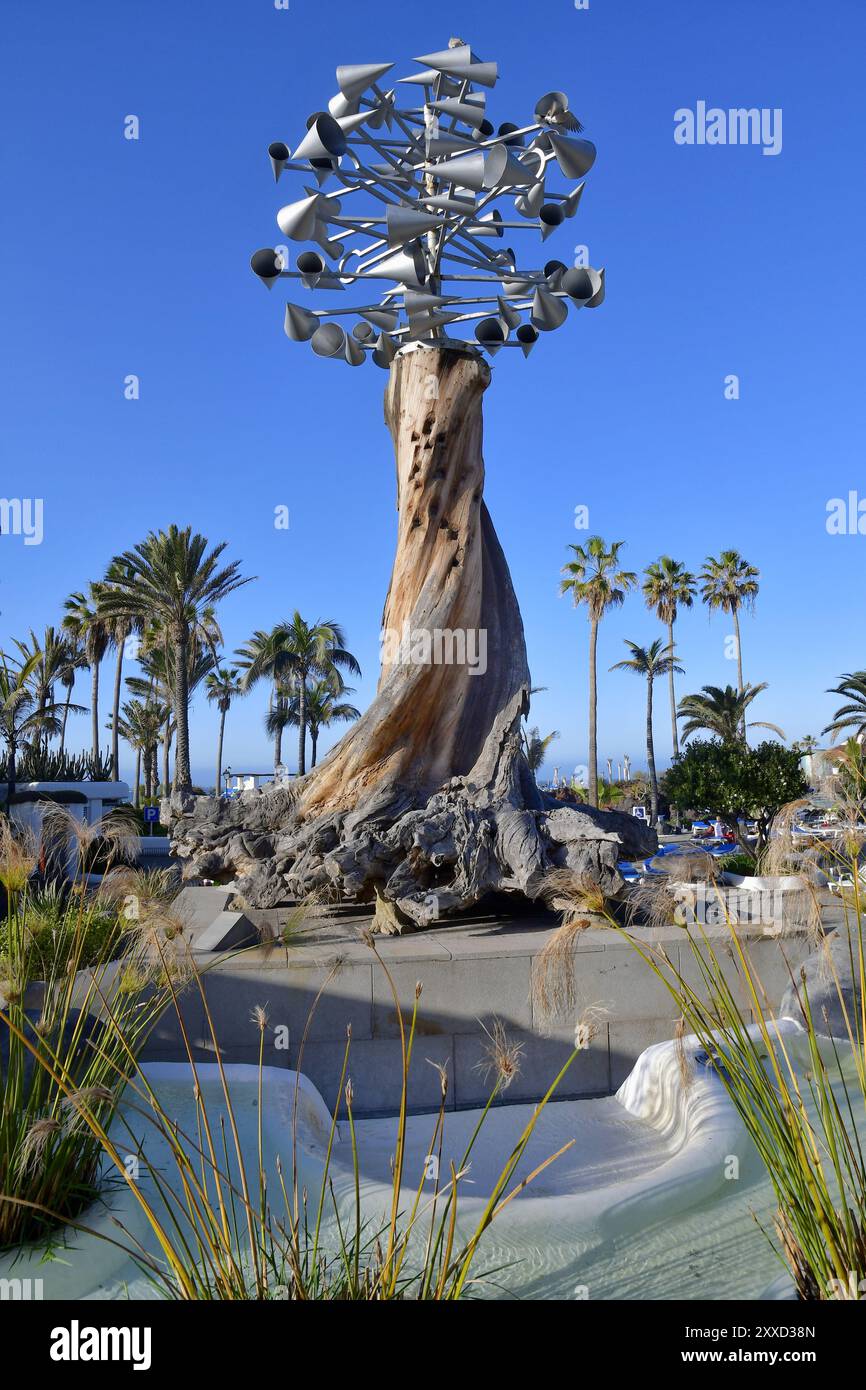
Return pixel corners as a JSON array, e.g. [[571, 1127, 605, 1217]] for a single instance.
[[250, 43, 604, 365], [170, 43, 654, 928]]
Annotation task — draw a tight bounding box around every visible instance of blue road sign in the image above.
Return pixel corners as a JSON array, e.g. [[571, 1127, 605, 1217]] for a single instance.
[[143, 806, 159, 823]]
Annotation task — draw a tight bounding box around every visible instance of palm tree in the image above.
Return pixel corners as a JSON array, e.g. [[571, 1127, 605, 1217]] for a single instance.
[[642, 556, 695, 757], [274, 678, 361, 769], [129, 634, 219, 794], [62, 586, 110, 761], [57, 632, 84, 754], [238, 614, 360, 776], [611, 639, 683, 826], [522, 726, 560, 780], [205, 667, 243, 794], [0, 648, 73, 797], [234, 627, 297, 769], [823, 673, 866, 742], [699, 551, 760, 707], [561, 537, 637, 807], [18, 627, 77, 755], [111, 698, 166, 805], [677, 683, 784, 744], [100, 559, 143, 782], [100, 527, 252, 793]]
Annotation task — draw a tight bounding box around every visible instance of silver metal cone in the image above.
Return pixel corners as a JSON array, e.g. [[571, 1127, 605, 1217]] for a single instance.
[[421, 193, 476, 214], [547, 132, 597, 179], [562, 181, 585, 218], [515, 181, 545, 217], [429, 95, 486, 126], [362, 308, 399, 331], [385, 205, 443, 246], [372, 331, 397, 368], [404, 289, 454, 315], [268, 142, 290, 183], [344, 333, 366, 366], [497, 296, 522, 331], [544, 259, 568, 290], [250, 248, 282, 289], [327, 90, 360, 120], [415, 44, 473, 69], [471, 209, 503, 238], [585, 266, 605, 307], [276, 193, 321, 241], [367, 244, 426, 284], [425, 133, 478, 157], [561, 266, 604, 306], [476, 316, 507, 353], [516, 323, 538, 357], [311, 322, 346, 357], [422, 150, 487, 191], [293, 114, 347, 162], [531, 285, 568, 331], [539, 203, 565, 241], [284, 301, 319, 341], [335, 62, 394, 101]]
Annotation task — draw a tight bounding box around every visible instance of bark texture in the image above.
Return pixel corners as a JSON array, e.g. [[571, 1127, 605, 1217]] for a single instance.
[[167, 345, 656, 925]]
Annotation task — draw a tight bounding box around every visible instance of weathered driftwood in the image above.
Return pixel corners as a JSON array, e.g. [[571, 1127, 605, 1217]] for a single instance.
[[168, 345, 655, 926]]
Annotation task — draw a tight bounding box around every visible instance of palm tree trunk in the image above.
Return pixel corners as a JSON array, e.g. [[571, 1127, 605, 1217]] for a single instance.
[[134, 748, 142, 808], [273, 688, 283, 769], [732, 606, 745, 739], [90, 659, 100, 763], [646, 675, 658, 826], [7, 737, 16, 800], [588, 616, 599, 808], [60, 686, 72, 755], [732, 606, 744, 692], [311, 726, 318, 768], [111, 640, 125, 781], [215, 708, 226, 796], [162, 721, 171, 796], [667, 618, 679, 757], [173, 629, 192, 792], [297, 679, 307, 777]]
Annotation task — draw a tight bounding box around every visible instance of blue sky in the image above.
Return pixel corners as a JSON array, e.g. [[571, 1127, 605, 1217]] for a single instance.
[[2, 0, 864, 787]]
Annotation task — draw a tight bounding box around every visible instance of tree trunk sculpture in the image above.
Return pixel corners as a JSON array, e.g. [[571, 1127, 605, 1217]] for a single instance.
[[168, 345, 655, 926]]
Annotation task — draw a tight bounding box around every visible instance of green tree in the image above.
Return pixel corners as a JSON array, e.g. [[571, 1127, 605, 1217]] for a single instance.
[[62, 586, 110, 762], [111, 698, 166, 804], [521, 725, 559, 780], [561, 537, 637, 808], [275, 678, 361, 769], [238, 614, 360, 776], [101, 527, 252, 793], [677, 683, 784, 745], [611, 639, 683, 826], [18, 627, 78, 756], [642, 556, 695, 757], [100, 559, 144, 782], [0, 648, 74, 798], [662, 738, 807, 859], [823, 672, 866, 741], [235, 626, 297, 770], [699, 551, 759, 719], [206, 667, 243, 794]]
